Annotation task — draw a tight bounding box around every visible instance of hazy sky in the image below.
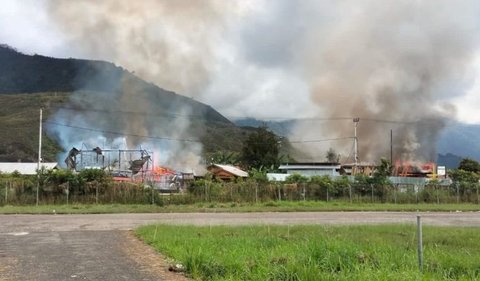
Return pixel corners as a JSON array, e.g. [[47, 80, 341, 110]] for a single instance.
[[1, 0, 479, 124]]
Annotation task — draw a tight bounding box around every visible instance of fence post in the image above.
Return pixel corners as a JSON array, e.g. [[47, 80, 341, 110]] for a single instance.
[[66, 181, 69, 206], [348, 184, 352, 203], [477, 184, 479, 205], [415, 185, 419, 204], [151, 185, 155, 205], [5, 181, 8, 204], [204, 181, 207, 202], [394, 184, 397, 204], [417, 215, 423, 272], [278, 184, 281, 201], [371, 184, 374, 203], [255, 183, 258, 203], [302, 183, 306, 202], [456, 182, 460, 204], [96, 185, 99, 204]]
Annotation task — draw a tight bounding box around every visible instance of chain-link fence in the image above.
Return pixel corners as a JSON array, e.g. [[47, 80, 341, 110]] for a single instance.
[[185, 179, 480, 204], [1, 177, 479, 206], [0, 178, 164, 206]]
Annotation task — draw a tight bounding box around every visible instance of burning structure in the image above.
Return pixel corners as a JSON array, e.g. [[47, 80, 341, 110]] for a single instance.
[[64, 145, 192, 191], [392, 161, 437, 178], [65, 146, 152, 176], [43, 1, 480, 183]]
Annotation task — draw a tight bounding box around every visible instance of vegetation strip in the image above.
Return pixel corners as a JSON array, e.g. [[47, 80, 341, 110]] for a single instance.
[[1, 201, 480, 214], [136, 224, 480, 281]]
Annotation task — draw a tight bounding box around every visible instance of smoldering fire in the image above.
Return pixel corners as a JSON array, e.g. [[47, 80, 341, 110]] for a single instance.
[[43, 0, 480, 165]]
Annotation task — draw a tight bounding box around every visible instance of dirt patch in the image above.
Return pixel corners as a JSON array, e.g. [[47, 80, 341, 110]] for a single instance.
[[123, 231, 191, 281], [0, 257, 18, 281]]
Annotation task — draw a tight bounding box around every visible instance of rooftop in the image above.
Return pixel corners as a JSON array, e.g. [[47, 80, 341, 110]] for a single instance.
[[209, 164, 248, 177]]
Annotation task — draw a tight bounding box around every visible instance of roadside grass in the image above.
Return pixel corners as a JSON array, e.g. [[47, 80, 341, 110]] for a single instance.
[[1, 201, 480, 214], [136, 224, 480, 280]]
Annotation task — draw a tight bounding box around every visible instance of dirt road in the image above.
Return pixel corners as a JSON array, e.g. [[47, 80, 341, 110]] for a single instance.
[[1, 211, 479, 280]]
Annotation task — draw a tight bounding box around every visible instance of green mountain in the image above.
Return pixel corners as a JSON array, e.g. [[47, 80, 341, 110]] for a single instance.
[[437, 153, 463, 169], [0, 44, 230, 124], [0, 45, 266, 163], [437, 123, 480, 161]]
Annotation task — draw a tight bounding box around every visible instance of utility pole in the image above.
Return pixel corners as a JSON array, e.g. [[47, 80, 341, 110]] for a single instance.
[[390, 129, 393, 165], [36, 108, 42, 206], [353, 118, 360, 175]]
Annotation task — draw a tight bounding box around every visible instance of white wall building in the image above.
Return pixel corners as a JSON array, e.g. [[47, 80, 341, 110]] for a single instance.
[[0, 163, 58, 175], [278, 163, 341, 177]]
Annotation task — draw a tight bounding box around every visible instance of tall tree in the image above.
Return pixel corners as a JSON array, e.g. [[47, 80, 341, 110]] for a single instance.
[[241, 126, 280, 170], [325, 148, 339, 163], [374, 158, 392, 177], [458, 158, 480, 173]]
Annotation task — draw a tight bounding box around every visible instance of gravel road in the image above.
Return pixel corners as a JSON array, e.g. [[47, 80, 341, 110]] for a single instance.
[[0, 211, 479, 280]]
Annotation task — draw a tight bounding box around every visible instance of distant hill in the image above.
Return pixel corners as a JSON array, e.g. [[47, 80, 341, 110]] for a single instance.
[[0, 45, 261, 163], [437, 123, 480, 161], [0, 44, 230, 125], [2, 43, 475, 165], [233, 118, 295, 137], [436, 153, 463, 169]]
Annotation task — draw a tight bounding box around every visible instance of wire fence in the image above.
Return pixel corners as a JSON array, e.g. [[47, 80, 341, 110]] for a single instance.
[[186, 180, 480, 204], [1, 178, 479, 206]]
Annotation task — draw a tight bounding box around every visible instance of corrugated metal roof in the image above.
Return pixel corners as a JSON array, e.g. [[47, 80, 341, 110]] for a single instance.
[[0, 163, 58, 175], [212, 164, 248, 177], [279, 164, 341, 170]]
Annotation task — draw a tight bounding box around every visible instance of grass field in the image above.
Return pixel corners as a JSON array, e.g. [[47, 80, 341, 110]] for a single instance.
[[136, 224, 480, 280], [0, 201, 479, 214]]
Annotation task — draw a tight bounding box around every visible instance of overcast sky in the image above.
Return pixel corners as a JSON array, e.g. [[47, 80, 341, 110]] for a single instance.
[[1, 0, 479, 124]]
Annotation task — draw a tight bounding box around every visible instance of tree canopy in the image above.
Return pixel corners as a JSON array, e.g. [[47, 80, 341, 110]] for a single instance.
[[325, 148, 339, 163], [458, 158, 480, 173], [241, 126, 280, 170]]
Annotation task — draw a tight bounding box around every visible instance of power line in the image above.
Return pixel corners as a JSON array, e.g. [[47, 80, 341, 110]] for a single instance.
[[361, 118, 428, 125], [46, 120, 357, 145], [289, 137, 354, 143], [44, 106, 461, 126], [48, 105, 205, 120], [227, 116, 353, 121], [45, 121, 201, 143]]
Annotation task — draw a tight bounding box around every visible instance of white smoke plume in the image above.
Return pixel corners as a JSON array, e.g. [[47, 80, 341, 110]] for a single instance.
[[235, 0, 480, 162], [48, 0, 242, 95], [298, 0, 479, 162], [45, 0, 242, 171], [42, 0, 480, 166]]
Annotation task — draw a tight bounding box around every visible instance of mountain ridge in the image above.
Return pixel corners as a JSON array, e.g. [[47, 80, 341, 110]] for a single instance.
[[0, 45, 250, 162], [0, 44, 231, 125]]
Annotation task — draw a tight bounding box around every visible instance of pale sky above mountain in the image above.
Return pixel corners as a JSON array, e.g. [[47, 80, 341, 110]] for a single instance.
[[1, 0, 479, 124]]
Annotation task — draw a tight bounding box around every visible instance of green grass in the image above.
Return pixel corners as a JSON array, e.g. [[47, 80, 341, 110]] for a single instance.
[[1, 201, 479, 214], [0, 92, 67, 162], [136, 224, 480, 280]]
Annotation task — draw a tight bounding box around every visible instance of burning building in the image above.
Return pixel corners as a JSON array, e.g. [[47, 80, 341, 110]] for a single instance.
[[64, 145, 193, 191], [392, 161, 437, 178], [65, 146, 152, 176]]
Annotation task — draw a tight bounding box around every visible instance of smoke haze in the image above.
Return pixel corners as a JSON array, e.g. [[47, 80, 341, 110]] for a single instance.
[[235, 0, 480, 162], [299, 0, 479, 162], [45, 0, 240, 170], [39, 0, 480, 164], [48, 0, 240, 95]]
